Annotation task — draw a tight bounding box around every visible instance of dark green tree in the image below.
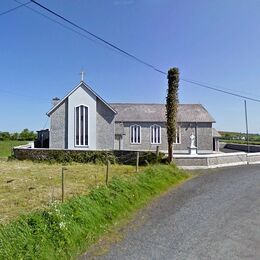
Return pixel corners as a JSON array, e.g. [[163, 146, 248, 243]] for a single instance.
[[19, 129, 36, 141], [0, 132, 11, 141], [166, 67, 179, 162], [10, 132, 19, 140]]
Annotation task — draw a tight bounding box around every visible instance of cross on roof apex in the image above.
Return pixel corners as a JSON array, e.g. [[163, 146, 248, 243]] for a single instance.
[[80, 70, 85, 82]]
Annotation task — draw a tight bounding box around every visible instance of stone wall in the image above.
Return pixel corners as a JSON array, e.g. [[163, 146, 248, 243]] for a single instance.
[[13, 147, 260, 169]]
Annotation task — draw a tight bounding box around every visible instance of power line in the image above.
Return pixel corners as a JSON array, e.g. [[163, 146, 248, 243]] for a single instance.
[[13, 0, 115, 52], [180, 78, 257, 97], [181, 78, 260, 103], [0, 1, 30, 17], [28, 0, 260, 103], [5, 0, 260, 104], [30, 0, 165, 73]]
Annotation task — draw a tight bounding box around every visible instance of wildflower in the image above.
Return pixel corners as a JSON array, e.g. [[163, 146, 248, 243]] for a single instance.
[[59, 222, 66, 229]]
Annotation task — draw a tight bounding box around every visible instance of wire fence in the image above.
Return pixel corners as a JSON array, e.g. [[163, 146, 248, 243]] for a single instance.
[[0, 151, 160, 223]]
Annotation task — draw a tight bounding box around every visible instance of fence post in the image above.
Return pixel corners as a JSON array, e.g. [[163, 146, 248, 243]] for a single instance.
[[136, 151, 139, 172], [106, 160, 109, 186], [61, 167, 67, 203]]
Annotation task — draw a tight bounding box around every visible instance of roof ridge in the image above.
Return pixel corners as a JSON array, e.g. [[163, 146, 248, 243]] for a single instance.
[[110, 103, 202, 105]]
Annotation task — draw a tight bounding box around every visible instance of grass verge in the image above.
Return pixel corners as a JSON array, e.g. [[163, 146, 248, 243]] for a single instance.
[[0, 164, 190, 259], [0, 140, 28, 158]]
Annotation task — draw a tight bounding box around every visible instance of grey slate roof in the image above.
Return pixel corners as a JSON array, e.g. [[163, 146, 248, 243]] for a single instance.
[[110, 103, 215, 123]]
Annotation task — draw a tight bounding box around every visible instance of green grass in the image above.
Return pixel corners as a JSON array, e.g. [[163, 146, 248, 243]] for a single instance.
[[0, 164, 189, 259], [221, 139, 260, 145], [0, 160, 144, 223], [0, 140, 28, 157]]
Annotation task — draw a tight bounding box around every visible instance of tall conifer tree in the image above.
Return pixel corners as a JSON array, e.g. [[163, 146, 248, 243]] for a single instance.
[[166, 68, 179, 162]]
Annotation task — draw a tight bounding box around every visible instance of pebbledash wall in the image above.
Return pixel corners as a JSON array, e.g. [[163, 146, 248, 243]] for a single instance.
[[119, 122, 213, 153], [50, 86, 115, 150], [49, 100, 67, 149], [96, 99, 115, 150], [48, 82, 214, 154]]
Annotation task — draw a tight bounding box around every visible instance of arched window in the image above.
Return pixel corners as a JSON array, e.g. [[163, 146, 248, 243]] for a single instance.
[[150, 124, 161, 144], [75, 105, 88, 146], [130, 125, 141, 144]]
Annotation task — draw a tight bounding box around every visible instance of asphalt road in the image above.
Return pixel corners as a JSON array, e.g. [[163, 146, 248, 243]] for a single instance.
[[84, 165, 260, 260]]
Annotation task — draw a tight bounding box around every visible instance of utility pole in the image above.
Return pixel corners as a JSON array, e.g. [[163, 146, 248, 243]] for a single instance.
[[244, 100, 250, 153]]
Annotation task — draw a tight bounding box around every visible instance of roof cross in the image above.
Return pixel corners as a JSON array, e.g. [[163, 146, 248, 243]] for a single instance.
[[80, 70, 85, 81]]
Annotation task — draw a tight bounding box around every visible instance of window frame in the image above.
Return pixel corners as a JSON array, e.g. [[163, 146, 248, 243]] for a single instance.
[[74, 105, 89, 147], [173, 126, 181, 144], [150, 124, 162, 144], [130, 124, 142, 145]]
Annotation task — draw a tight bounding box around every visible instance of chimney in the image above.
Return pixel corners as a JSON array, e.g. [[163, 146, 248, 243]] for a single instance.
[[52, 97, 60, 106]]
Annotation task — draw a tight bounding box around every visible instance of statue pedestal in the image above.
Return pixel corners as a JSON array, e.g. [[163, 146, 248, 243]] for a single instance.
[[188, 146, 197, 155]]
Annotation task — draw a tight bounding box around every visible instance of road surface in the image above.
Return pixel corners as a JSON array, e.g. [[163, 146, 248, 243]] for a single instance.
[[83, 165, 260, 260]]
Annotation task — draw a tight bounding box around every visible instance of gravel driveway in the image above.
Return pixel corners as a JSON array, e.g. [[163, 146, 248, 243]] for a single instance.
[[83, 165, 260, 260]]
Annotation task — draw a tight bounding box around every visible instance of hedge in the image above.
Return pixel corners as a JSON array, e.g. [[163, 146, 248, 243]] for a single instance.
[[13, 148, 166, 165]]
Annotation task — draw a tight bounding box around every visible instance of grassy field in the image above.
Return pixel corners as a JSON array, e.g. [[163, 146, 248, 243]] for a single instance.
[[0, 164, 189, 259], [0, 140, 28, 157], [221, 139, 260, 145], [0, 160, 144, 223]]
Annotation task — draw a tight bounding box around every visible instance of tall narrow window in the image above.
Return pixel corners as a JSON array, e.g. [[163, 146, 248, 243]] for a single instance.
[[150, 125, 161, 144], [174, 127, 181, 144], [75, 105, 88, 146], [75, 107, 79, 145], [130, 125, 141, 144]]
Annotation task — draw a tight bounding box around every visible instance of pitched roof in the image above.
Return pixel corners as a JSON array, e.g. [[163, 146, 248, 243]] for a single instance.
[[47, 81, 117, 116], [110, 103, 215, 123]]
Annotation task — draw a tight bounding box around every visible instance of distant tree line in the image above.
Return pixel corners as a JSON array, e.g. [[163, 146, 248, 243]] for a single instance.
[[0, 129, 37, 141], [219, 131, 260, 142]]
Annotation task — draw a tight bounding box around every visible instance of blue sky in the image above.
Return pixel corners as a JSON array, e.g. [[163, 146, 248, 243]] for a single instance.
[[1, 0, 260, 133]]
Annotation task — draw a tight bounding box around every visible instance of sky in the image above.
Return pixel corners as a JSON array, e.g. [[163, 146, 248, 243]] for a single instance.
[[1, 0, 260, 133]]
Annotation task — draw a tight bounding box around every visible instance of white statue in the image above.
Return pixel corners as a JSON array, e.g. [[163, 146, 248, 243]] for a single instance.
[[190, 133, 196, 148]]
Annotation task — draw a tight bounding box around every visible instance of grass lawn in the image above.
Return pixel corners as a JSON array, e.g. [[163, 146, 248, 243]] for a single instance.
[[0, 160, 144, 223], [0, 140, 28, 158]]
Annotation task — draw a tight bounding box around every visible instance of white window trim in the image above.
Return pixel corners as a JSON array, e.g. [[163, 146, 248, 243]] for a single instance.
[[74, 104, 89, 147], [130, 124, 142, 144], [150, 124, 161, 144], [173, 126, 181, 144]]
